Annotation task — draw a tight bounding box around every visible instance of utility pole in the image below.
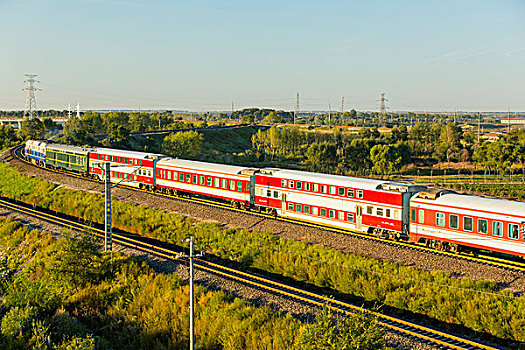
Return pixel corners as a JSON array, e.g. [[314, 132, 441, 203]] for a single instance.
[[328, 100, 331, 125], [340, 96, 344, 114], [104, 162, 112, 251], [378, 93, 388, 124], [179, 236, 201, 350], [508, 109, 511, 134], [231, 101, 234, 120], [23, 74, 41, 119], [477, 113, 481, 147], [189, 236, 195, 350], [295, 93, 299, 124]]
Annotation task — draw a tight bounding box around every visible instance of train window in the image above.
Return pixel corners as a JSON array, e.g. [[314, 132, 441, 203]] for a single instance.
[[312, 207, 318, 215], [338, 212, 344, 220], [320, 208, 327, 217], [347, 213, 355, 222], [237, 182, 242, 191], [463, 217, 473, 231], [193, 175, 197, 183], [273, 191, 278, 198], [296, 181, 302, 189], [329, 186, 336, 195], [436, 213, 445, 227], [386, 209, 391, 218], [411, 209, 416, 221], [418, 210, 424, 223], [347, 188, 354, 197], [450, 215, 458, 229], [376, 208, 384, 216], [338, 187, 345, 196], [215, 178, 220, 187], [313, 184, 319, 192], [329, 210, 335, 218], [394, 210, 399, 219], [296, 204, 302, 212], [222, 179, 227, 189], [356, 190, 363, 198], [167, 171, 171, 180], [304, 205, 310, 214], [230, 180, 235, 190], [139, 160, 143, 166], [493, 221, 503, 237], [186, 174, 191, 182], [367, 206, 373, 215], [179, 173, 184, 182], [321, 185, 327, 193], [246, 183, 250, 191], [288, 202, 294, 211], [478, 219, 488, 234], [289, 180, 294, 188], [267, 190, 271, 197], [304, 183, 310, 191], [207, 177, 212, 186], [281, 180, 287, 187], [509, 224, 519, 240], [199, 176, 205, 185]]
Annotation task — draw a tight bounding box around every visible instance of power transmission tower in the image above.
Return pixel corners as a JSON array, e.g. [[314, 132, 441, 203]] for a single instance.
[[378, 93, 388, 124], [295, 93, 299, 124], [328, 100, 331, 124], [340, 96, 344, 114], [23, 74, 41, 118]]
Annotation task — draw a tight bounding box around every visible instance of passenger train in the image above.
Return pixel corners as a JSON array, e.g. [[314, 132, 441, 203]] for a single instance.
[[24, 140, 525, 258]]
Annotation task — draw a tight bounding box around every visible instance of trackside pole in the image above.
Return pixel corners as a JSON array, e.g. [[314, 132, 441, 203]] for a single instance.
[[104, 162, 112, 251], [189, 236, 195, 350]]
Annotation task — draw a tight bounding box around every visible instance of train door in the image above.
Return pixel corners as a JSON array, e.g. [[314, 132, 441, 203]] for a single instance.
[[250, 176, 255, 206], [356, 205, 362, 230], [281, 194, 287, 213]]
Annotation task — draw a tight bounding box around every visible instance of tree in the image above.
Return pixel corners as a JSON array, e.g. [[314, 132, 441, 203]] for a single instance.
[[102, 123, 130, 148], [370, 144, 402, 175], [0, 125, 19, 150], [49, 232, 100, 291], [436, 123, 462, 162], [306, 142, 337, 170], [296, 307, 385, 350], [162, 130, 203, 159], [19, 118, 45, 140]]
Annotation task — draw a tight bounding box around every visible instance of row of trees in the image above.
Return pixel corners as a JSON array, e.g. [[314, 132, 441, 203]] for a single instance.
[[251, 124, 452, 174]]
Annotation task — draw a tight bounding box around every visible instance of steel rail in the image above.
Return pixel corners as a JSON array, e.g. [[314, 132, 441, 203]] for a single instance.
[[0, 197, 503, 350]]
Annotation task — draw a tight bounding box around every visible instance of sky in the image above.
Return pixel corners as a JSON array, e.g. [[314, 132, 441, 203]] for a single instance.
[[0, 0, 524, 112]]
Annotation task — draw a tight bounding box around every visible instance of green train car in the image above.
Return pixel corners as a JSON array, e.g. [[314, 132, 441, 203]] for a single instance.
[[45, 144, 92, 174]]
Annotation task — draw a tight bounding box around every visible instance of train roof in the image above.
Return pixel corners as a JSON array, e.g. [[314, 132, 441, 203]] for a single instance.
[[413, 191, 525, 218], [46, 143, 93, 155], [25, 140, 47, 147], [94, 147, 166, 160], [261, 168, 422, 192], [157, 157, 251, 176]]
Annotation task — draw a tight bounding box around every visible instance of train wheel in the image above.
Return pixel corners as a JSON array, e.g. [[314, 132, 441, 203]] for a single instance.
[[449, 243, 459, 253]]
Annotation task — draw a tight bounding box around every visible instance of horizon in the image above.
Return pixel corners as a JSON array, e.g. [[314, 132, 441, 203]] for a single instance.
[[1, 0, 524, 112]]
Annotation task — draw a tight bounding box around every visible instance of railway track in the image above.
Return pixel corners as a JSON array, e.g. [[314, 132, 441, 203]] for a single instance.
[[0, 196, 504, 350], [9, 144, 525, 273]]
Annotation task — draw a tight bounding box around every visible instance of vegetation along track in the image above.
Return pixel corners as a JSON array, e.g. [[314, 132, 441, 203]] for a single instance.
[[0, 196, 504, 350], [9, 144, 525, 274]]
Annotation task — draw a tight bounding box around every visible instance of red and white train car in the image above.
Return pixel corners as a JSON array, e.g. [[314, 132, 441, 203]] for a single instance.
[[254, 169, 424, 237], [155, 158, 254, 207], [89, 148, 165, 189], [410, 189, 525, 257]]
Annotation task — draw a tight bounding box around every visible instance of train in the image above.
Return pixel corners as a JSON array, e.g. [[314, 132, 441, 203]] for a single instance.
[[24, 139, 525, 258]]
